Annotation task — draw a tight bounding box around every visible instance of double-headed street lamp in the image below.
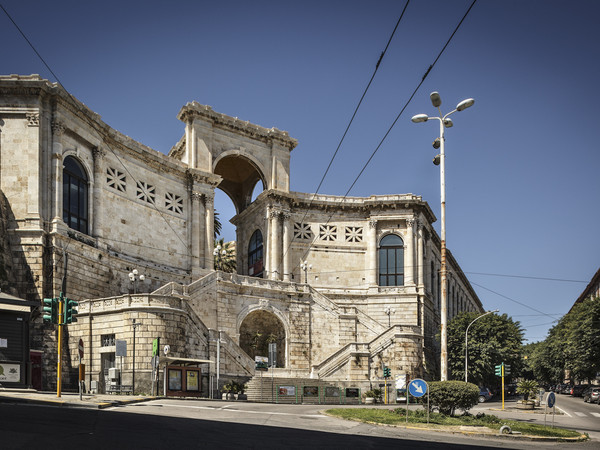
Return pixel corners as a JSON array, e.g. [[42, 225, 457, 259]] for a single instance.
[[128, 269, 145, 294], [412, 92, 474, 381], [465, 309, 498, 383]]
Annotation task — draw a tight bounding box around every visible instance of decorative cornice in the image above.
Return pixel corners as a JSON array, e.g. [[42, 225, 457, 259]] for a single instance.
[[177, 102, 298, 151]]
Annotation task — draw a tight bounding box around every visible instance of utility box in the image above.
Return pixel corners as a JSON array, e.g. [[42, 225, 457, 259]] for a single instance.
[[108, 367, 120, 391]]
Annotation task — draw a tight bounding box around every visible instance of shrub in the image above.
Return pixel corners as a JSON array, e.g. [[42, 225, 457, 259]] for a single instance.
[[422, 381, 479, 415], [516, 379, 539, 401], [363, 388, 383, 401]]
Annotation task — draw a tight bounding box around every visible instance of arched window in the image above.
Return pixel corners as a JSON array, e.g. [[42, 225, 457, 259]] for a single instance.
[[63, 156, 88, 234], [248, 230, 263, 278], [378, 234, 404, 286]]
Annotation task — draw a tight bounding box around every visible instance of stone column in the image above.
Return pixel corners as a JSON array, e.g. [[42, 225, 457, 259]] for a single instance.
[[367, 219, 378, 286], [91, 147, 105, 238], [271, 209, 281, 280], [417, 220, 425, 287], [190, 192, 203, 276], [51, 121, 64, 223], [282, 212, 292, 282], [405, 218, 415, 285], [205, 193, 214, 269]]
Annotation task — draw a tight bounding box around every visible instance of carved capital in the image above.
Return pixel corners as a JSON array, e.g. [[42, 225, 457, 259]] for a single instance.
[[368, 219, 378, 229], [406, 218, 415, 229], [204, 195, 214, 207], [27, 113, 40, 127], [92, 146, 106, 160], [191, 191, 204, 202], [51, 121, 65, 136]]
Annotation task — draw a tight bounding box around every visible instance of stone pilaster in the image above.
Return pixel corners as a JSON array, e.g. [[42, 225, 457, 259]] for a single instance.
[[91, 147, 105, 238], [205, 193, 214, 269], [51, 121, 65, 223], [282, 211, 291, 281], [405, 218, 415, 285], [367, 219, 377, 286], [417, 220, 425, 288]]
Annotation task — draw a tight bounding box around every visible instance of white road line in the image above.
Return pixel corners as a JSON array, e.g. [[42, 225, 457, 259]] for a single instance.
[[591, 412, 600, 418], [574, 412, 587, 417], [144, 403, 323, 417]]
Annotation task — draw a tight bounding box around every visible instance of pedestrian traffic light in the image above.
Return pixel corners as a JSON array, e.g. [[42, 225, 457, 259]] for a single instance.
[[494, 364, 502, 376], [383, 367, 391, 377], [42, 298, 58, 324], [64, 298, 78, 324]]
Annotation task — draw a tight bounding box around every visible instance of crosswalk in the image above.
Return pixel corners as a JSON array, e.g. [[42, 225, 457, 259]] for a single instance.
[[572, 411, 600, 418]]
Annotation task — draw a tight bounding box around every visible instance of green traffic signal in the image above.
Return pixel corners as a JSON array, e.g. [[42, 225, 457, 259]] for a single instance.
[[494, 364, 502, 376], [42, 298, 58, 324], [65, 298, 79, 324], [383, 367, 391, 377]]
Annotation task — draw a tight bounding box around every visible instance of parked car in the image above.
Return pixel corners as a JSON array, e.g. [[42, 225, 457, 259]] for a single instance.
[[583, 387, 600, 403], [478, 387, 493, 403], [560, 384, 573, 394], [571, 384, 588, 397]]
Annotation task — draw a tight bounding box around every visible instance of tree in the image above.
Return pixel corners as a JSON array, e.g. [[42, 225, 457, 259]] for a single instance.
[[214, 208, 222, 240], [447, 312, 524, 387], [528, 296, 600, 384], [214, 238, 236, 273]]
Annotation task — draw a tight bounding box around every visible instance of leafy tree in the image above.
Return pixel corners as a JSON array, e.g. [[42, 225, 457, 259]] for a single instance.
[[214, 238, 236, 273], [447, 312, 524, 387], [528, 296, 600, 384]]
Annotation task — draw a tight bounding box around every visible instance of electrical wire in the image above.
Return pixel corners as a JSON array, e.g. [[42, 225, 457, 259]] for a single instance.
[[280, 0, 479, 277]]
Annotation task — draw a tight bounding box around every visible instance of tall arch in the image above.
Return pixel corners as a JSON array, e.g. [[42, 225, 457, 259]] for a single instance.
[[237, 305, 288, 368], [378, 233, 404, 286], [213, 152, 267, 214]]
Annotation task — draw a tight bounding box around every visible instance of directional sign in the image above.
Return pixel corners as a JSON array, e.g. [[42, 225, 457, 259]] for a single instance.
[[408, 378, 428, 398], [547, 392, 556, 408]]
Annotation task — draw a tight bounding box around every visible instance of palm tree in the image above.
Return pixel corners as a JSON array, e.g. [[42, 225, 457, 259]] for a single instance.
[[214, 238, 236, 273]]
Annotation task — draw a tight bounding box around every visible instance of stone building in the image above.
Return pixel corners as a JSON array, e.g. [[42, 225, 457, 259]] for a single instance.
[[0, 74, 483, 395]]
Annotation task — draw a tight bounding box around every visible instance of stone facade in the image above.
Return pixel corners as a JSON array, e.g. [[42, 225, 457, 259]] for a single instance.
[[0, 75, 483, 394]]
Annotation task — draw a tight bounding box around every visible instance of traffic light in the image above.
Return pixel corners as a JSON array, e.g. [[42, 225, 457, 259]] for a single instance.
[[64, 298, 78, 324], [494, 364, 502, 376], [383, 367, 391, 377], [504, 364, 511, 375], [42, 298, 58, 324]]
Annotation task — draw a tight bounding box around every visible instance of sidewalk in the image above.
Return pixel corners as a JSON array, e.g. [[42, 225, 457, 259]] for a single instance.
[[0, 388, 158, 409]]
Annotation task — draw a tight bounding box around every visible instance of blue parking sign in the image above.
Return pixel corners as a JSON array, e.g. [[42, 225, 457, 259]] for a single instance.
[[408, 378, 428, 398], [547, 392, 556, 408]]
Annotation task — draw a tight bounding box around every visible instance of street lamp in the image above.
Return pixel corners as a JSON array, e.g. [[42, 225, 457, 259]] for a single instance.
[[384, 306, 396, 327], [132, 318, 142, 394], [465, 309, 498, 383], [300, 261, 312, 284], [128, 269, 145, 294], [412, 92, 474, 381]]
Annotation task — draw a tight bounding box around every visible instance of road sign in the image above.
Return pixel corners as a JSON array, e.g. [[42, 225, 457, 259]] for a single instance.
[[547, 392, 556, 408], [78, 338, 84, 359], [408, 378, 428, 398]]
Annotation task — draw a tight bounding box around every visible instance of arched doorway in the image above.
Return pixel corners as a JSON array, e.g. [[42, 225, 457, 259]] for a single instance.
[[214, 153, 267, 214], [239, 310, 285, 367]]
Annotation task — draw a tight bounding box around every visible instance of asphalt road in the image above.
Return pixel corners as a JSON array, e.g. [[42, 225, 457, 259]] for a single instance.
[[1, 399, 597, 450]]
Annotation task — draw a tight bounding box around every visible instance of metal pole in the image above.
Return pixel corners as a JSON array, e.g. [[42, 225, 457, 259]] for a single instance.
[[216, 331, 221, 397], [132, 320, 136, 395], [57, 297, 63, 397], [439, 118, 448, 381]]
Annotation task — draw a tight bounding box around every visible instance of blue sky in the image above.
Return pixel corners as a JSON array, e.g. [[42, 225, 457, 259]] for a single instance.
[[2, 0, 598, 343]]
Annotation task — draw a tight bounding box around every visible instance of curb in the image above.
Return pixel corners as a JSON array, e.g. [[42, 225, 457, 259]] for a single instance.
[[0, 393, 159, 410]]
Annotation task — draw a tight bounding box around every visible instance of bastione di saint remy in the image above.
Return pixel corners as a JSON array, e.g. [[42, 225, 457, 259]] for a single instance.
[[0, 74, 483, 397]]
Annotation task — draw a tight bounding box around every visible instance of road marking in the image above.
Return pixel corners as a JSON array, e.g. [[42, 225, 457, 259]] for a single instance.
[[591, 413, 600, 418], [574, 412, 587, 417]]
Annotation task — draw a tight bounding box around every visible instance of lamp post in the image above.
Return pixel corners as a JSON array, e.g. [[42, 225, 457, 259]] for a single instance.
[[464, 309, 498, 383], [132, 318, 142, 394], [213, 244, 227, 270], [128, 269, 145, 294], [300, 261, 312, 284], [384, 306, 396, 327], [412, 92, 474, 381]]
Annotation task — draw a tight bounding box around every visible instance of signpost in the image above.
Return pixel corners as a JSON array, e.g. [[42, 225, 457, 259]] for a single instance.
[[78, 338, 84, 400], [545, 392, 556, 428], [407, 378, 429, 424]]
